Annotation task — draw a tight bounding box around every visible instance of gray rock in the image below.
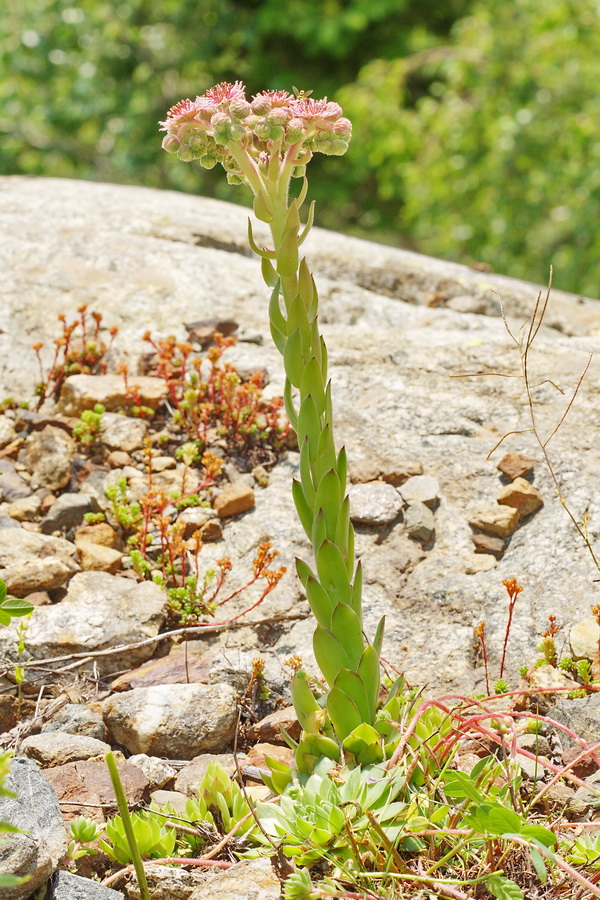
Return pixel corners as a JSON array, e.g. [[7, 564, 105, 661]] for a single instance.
[[174, 753, 244, 796], [150, 790, 189, 817], [100, 412, 149, 453], [0, 416, 17, 449], [551, 694, 600, 748], [41, 492, 96, 533], [348, 481, 403, 526], [0, 526, 75, 568], [103, 683, 238, 759], [57, 374, 167, 417], [52, 871, 124, 899], [398, 474, 440, 508], [0, 459, 32, 503], [20, 732, 110, 767], [42, 703, 106, 741], [0, 555, 79, 597], [0, 757, 67, 900], [178, 505, 220, 539], [127, 754, 177, 790], [21, 425, 76, 491], [403, 501, 435, 543], [124, 864, 205, 900], [188, 858, 281, 900], [0, 571, 167, 675]]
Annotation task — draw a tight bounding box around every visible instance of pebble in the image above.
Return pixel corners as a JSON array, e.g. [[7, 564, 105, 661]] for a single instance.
[[0, 415, 17, 449], [7, 494, 41, 522], [150, 790, 189, 816], [496, 452, 535, 481], [150, 455, 177, 471], [125, 864, 205, 900], [42, 703, 107, 742], [22, 425, 76, 491], [398, 474, 439, 508], [103, 683, 238, 758], [349, 457, 423, 486], [472, 533, 506, 558], [0, 457, 33, 502], [52, 871, 124, 899], [178, 506, 221, 540], [0, 528, 76, 567], [127, 754, 177, 790], [40, 492, 96, 533], [348, 481, 403, 526], [106, 450, 131, 468], [561, 744, 600, 779], [463, 553, 497, 574], [187, 858, 281, 900], [247, 742, 293, 767], [110, 644, 210, 692], [174, 752, 243, 795], [468, 505, 520, 537], [76, 540, 123, 574], [497, 476, 543, 517], [525, 664, 580, 714], [20, 732, 111, 767], [569, 616, 600, 660], [44, 755, 149, 825], [56, 373, 167, 417], [0, 555, 79, 597], [100, 412, 148, 453], [403, 501, 435, 543], [214, 483, 255, 518], [245, 706, 301, 744]]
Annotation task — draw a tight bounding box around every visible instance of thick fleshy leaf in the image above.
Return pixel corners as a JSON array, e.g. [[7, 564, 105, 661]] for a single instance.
[[314, 425, 337, 483], [297, 395, 321, 461], [268, 281, 286, 332], [316, 541, 352, 606], [298, 200, 315, 246], [277, 227, 299, 277], [298, 257, 313, 311], [306, 576, 336, 628], [350, 560, 363, 616], [330, 602, 364, 668], [319, 332, 328, 379], [253, 192, 274, 223], [314, 469, 341, 541], [334, 668, 371, 723], [262, 756, 293, 794], [311, 507, 327, 553], [373, 616, 385, 658], [342, 722, 384, 766], [334, 495, 351, 560], [283, 378, 298, 430], [295, 557, 316, 588], [301, 357, 325, 414], [291, 670, 321, 729], [287, 292, 310, 337], [269, 320, 287, 355], [248, 218, 276, 259], [310, 317, 322, 364], [296, 732, 340, 774], [346, 519, 355, 578], [283, 328, 305, 388], [299, 437, 316, 505], [297, 177, 309, 208], [292, 479, 313, 539], [328, 684, 362, 741], [358, 645, 381, 719], [337, 446, 347, 491], [284, 198, 300, 233], [324, 380, 334, 430], [313, 625, 351, 686], [261, 255, 279, 287]]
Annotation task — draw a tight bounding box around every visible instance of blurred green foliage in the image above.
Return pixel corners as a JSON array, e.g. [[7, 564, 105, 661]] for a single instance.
[[2, 0, 598, 295]]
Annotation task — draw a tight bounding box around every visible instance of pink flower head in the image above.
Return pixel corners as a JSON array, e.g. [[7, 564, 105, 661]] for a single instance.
[[289, 98, 343, 122], [205, 81, 246, 104], [251, 90, 294, 116], [160, 98, 199, 129]]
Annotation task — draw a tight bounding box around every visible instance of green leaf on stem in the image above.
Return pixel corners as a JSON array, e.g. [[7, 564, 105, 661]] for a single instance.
[[298, 258, 313, 312], [342, 722, 384, 766], [284, 198, 301, 233], [268, 281, 286, 331], [311, 507, 327, 553], [334, 495, 351, 560], [295, 558, 316, 589], [337, 446, 347, 490], [316, 541, 352, 607], [330, 602, 364, 668], [248, 218, 276, 259], [334, 668, 371, 723], [270, 320, 287, 356], [291, 670, 321, 729], [283, 378, 298, 430], [313, 625, 352, 685], [358, 644, 381, 719], [299, 437, 316, 505], [277, 227, 300, 277], [292, 479, 314, 539], [306, 576, 336, 628], [350, 560, 363, 615], [298, 394, 321, 461], [298, 201, 315, 246], [287, 294, 310, 341], [373, 616, 386, 658], [253, 192, 274, 223], [327, 684, 363, 740], [314, 469, 341, 541], [284, 328, 306, 388], [262, 256, 279, 288], [301, 357, 325, 414]]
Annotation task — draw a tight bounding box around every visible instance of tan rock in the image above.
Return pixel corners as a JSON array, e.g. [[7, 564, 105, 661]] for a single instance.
[[174, 753, 244, 795], [245, 706, 301, 744], [22, 424, 76, 491], [110, 645, 210, 692], [76, 540, 123, 574], [44, 755, 149, 825], [525, 663, 580, 713], [569, 617, 600, 661], [247, 742, 293, 766], [57, 373, 167, 417], [106, 450, 131, 468], [497, 476, 543, 517], [0, 555, 78, 597], [463, 553, 497, 574], [472, 533, 506, 558], [7, 494, 41, 522], [496, 452, 535, 481], [214, 483, 255, 518], [21, 732, 111, 767], [188, 858, 281, 900], [469, 505, 520, 537], [75, 522, 119, 549]]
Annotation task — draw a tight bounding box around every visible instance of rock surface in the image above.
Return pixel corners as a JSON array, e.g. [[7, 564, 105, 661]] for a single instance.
[[348, 481, 403, 526], [20, 732, 111, 767], [57, 374, 167, 416], [188, 858, 281, 900], [52, 871, 124, 899], [1, 177, 600, 695]]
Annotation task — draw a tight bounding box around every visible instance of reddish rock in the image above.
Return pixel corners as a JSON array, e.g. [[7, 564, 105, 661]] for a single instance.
[[496, 452, 534, 481], [214, 483, 255, 518], [110, 645, 210, 692], [246, 706, 301, 745], [562, 745, 600, 779], [497, 477, 543, 517], [247, 742, 293, 766], [472, 533, 506, 558], [44, 756, 149, 825]]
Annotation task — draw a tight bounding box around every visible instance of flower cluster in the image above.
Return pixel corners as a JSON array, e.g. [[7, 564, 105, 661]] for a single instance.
[[160, 82, 351, 185]]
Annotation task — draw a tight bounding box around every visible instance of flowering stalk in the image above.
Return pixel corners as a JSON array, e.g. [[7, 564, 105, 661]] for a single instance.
[[161, 82, 389, 772]]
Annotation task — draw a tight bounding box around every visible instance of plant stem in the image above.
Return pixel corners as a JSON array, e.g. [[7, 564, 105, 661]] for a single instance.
[[105, 751, 151, 900]]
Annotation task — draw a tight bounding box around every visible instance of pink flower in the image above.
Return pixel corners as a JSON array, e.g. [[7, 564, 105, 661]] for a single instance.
[[160, 98, 199, 127], [289, 98, 343, 122], [251, 90, 294, 116], [205, 81, 247, 104]]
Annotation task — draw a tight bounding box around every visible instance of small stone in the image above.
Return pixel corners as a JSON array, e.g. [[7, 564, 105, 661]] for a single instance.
[[57, 374, 167, 417], [110, 645, 210, 692], [103, 683, 238, 758], [525, 664, 580, 714], [0, 555, 79, 597], [200, 518, 223, 541], [185, 318, 238, 346], [562, 744, 600, 779], [174, 753, 243, 795], [22, 425, 76, 491], [150, 790, 189, 817], [76, 540, 123, 574], [380, 460, 423, 487], [41, 493, 95, 533], [403, 501, 435, 543], [348, 482, 403, 526], [214, 483, 255, 518], [100, 412, 149, 453], [398, 474, 439, 508], [150, 455, 176, 472], [44, 756, 149, 825], [7, 495, 41, 522], [246, 706, 301, 744], [0, 416, 17, 449], [107, 450, 131, 468], [569, 617, 600, 660], [187, 858, 281, 900], [0, 528, 75, 567], [27, 590, 52, 606], [178, 506, 220, 540], [42, 703, 106, 742], [497, 477, 543, 517], [75, 522, 119, 548], [20, 732, 111, 768], [0, 695, 20, 733], [127, 754, 176, 790], [463, 553, 497, 574], [247, 743, 293, 767], [468, 505, 520, 537], [40, 493, 56, 514], [0, 459, 32, 502], [252, 465, 269, 487], [497, 452, 535, 481], [348, 458, 381, 484], [472, 533, 507, 558], [51, 871, 124, 899], [125, 863, 205, 899]]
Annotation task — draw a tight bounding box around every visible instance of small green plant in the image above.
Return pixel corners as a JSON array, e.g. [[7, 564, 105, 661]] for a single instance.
[[72, 403, 105, 447], [13, 613, 31, 720], [0, 579, 34, 626], [64, 816, 103, 867], [100, 810, 176, 864]]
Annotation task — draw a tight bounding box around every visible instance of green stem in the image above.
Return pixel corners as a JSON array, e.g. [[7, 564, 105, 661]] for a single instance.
[[105, 752, 151, 900]]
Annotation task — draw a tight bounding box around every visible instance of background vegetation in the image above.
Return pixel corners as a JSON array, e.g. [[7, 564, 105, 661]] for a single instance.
[[2, 0, 599, 296]]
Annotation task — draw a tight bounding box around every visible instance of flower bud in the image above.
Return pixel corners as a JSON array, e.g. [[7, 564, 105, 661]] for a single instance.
[[200, 153, 218, 169], [333, 118, 352, 139], [251, 94, 272, 116], [177, 144, 196, 162], [227, 172, 244, 185], [230, 98, 251, 120], [161, 134, 180, 153], [188, 132, 209, 151], [291, 164, 307, 179], [267, 107, 291, 127], [286, 117, 306, 142]]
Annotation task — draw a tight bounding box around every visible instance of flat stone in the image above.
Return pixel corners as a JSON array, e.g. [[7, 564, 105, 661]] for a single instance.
[[74, 522, 119, 548], [0, 555, 79, 597], [551, 693, 600, 748], [110, 645, 210, 692], [174, 753, 242, 795], [245, 706, 301, 744], [497, 476, 543, 517], [561, 744, 600, 779], [150, 455, 177, 471], [0, 416, 17, 449], [569, 617, 600, 660], [42, 703, 106, 742], [497, 452, 535, 481], [247, 742, 293, 766], [106, 450, 131, 468], [125, 864, 205, 900], [0, 757, 67, 899], [7, 495, 41, 522], [41, 493, 95, 533], [100, 412, 149, 453], [127, 754, 176, 790], [44, 756, 149, 826], [403, 501, 435, 543], [348, 457, 422, 486], [214, 483, 255, 518], [188, 858, 281, 900], [468, 505, 520, 537], [76, 540, 123, 574], [0, 459, 33, 503], [125, 465, 200, 503], [0, 528, 75, 567], [178, 506, 221, 540], [22, 425, 76, 491], [51, 871, 124, 899], [20, 732, 110, 767], [57, 374, 167, 417], [103, 683, 238, 758], [348, 481, 403, 526], [472, 533, 507, 558], [463, 553, 497, 574], [150, 790, 189, 816], [398, 474, 439, 508], [0, 571, 167, 675]]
